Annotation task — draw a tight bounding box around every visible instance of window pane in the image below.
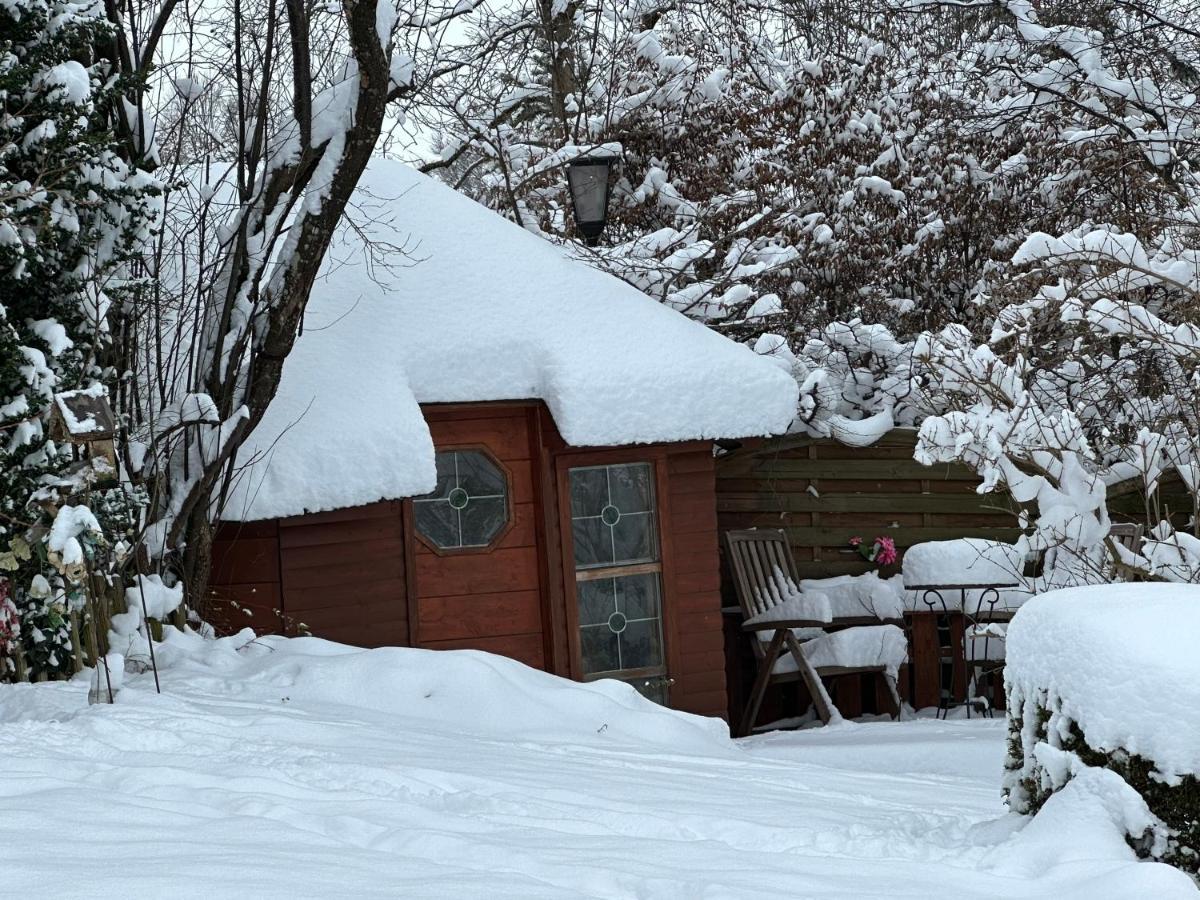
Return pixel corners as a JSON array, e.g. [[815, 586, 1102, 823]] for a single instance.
[[616, 573, 660, 621], [621, 618, 663, 671], [580, 625, 619, 674], [414, 450, 509, 550], [572, 517, 613, 568], [609, 463, 653, 515], [577, 579, 615, 627], [569, 467, 608, 517], [569, 462, 666, 695], [611, 511, 656, 565], [461, 497, 506, 547], [576, 573, 664, 677], [457, 451, 506, 496], [414, 500, 458, 549]]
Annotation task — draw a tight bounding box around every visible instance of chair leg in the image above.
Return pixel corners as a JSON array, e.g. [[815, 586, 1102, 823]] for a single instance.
[[738, 629, 786, 738], [783, 630, 840, 725], [879, 672, 902, 720]]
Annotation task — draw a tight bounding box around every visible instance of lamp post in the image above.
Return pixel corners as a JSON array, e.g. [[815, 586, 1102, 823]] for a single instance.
[[566, 154, 617, 247]]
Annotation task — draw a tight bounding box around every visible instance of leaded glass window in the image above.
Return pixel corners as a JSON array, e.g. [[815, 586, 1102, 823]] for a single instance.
[[569, 462, 658, 569], [568, 462, 668, 704], [413, 450, 509, 550]]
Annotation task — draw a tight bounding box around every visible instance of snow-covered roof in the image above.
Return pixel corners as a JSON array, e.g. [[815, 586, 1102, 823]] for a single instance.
[[224, 158, 797, 521]]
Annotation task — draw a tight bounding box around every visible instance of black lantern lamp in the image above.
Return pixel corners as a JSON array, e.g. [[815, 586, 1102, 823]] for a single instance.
[[566, 154, 618, 246]]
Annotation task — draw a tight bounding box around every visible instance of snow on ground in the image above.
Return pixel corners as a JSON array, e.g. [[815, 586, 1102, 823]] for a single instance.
[[1, 635, 1194, 899]]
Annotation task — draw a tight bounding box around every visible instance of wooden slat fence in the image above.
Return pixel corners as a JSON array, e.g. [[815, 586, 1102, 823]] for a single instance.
[[716, 429, 1022, 579]]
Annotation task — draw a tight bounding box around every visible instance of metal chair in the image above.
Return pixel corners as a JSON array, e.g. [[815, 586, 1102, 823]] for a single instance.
[[909, 583, 1018, 718]]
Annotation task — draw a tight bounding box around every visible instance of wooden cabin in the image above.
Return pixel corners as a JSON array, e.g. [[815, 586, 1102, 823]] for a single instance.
[[208, 159, 798, 720]]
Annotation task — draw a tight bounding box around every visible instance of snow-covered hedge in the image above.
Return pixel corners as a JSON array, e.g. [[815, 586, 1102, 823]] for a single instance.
[[1004, 585, 1200, 879]]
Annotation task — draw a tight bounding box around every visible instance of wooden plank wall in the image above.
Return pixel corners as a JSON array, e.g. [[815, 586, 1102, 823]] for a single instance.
[[716, 429, 1021, 579], [278, 501, 409, 646], [662, 448, 727, 719], [210, 519, 284, 635], [414, 406, 546, 669]]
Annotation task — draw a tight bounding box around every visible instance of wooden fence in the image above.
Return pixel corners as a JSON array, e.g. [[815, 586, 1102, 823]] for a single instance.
[[715, 428, 1022, 579]]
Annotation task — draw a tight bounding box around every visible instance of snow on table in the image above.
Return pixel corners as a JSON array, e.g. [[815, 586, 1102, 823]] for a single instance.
[[903, 539, 1031, 612], [2, 632, 1192, 899], [904, 539, 1025, 589], [1006, 583, 1200, 780]]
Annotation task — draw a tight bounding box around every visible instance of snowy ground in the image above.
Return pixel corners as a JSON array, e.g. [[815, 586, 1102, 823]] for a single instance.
[[2, 634, 1194, 899]]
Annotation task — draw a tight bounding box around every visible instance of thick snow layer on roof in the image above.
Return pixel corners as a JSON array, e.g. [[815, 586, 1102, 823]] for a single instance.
[[223, 158, 796, 521], [1006, 583, 1200, 778]]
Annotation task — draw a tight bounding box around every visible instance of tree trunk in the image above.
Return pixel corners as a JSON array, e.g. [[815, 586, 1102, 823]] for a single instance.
[[181, 505, 214, 622]]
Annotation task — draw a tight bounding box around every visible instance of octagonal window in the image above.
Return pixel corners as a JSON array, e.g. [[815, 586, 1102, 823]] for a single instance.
[[413, 449, 510, 550]]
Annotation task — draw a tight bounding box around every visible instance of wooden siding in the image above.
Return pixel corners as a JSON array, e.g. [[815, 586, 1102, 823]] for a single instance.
[[279, 500, 409, 647], [209, 519, 284, 635], [661, 448, 726, 719], [716, 429, 1021, 579]]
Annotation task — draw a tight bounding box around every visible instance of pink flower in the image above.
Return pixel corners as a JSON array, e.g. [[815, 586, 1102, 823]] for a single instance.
[[874, 536, 898, 566], [848, 536, 863, 547]]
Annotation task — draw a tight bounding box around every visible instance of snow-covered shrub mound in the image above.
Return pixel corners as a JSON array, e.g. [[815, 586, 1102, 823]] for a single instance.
[[159, 631, 732, 753], [1004, 584, 1200, 879]]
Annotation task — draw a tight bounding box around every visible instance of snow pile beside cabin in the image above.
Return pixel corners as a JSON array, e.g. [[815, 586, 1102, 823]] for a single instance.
[[195, 158, 797, 522]]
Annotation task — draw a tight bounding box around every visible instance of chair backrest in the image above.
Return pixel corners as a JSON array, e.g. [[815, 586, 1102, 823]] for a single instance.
[[723, 528, 802, 623], [1108, 522, 1145, 552]]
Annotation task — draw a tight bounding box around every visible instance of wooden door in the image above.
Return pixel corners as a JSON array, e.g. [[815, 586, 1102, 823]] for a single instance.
[[410, 404, 547, 669]]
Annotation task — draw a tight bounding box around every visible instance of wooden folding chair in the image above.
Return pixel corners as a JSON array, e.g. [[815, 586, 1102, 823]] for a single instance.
[[723, 528, 901, 736]]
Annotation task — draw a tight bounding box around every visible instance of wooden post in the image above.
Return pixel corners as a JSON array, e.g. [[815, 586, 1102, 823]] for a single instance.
[[908, 612, 941, 710], [13, 639, 28, 682], [68, 609, 84, 673]]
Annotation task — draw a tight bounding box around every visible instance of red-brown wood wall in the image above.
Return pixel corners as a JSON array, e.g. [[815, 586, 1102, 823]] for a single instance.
[[209, 401, 728, 721]]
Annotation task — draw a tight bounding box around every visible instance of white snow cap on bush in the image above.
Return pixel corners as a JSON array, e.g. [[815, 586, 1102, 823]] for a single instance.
[[1006, 583, 1200, 779], [215, 158, 798, 521], [114, 575, 185, 631]]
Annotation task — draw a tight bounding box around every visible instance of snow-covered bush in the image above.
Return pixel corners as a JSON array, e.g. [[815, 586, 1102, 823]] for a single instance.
[[0, 0, 158, 679], [1004, 585, 1200, 879], [909, 0, 1200, 585]]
